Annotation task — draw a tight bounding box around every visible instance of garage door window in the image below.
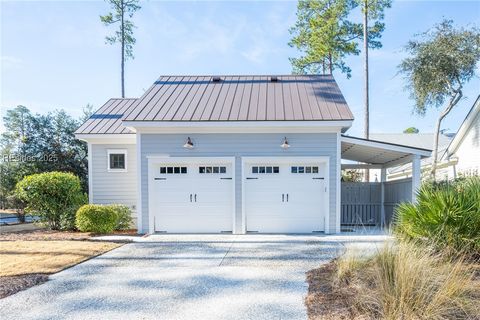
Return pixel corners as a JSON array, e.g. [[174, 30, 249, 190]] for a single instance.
[[160, 166, 187, 174], [252, 166, 280, 174], [199, 166, 227, 174], [291, 166, 319, 174]]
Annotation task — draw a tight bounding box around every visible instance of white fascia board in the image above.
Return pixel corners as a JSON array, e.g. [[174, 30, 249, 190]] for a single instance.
[[75, 134, 136, 144], [446, 102, 480, 157], [124, 120, 352, 134], [341, 136, 432, 158]]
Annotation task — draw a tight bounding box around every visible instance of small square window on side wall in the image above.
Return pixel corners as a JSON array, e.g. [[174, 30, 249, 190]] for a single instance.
[[107, 149, 127, 172]]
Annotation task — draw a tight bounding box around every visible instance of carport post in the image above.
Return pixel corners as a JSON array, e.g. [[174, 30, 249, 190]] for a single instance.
[[380, 168, 386, 228], [411, 155, 421, 203]]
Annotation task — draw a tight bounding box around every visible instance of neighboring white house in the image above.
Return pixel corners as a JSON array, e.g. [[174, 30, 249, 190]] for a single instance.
[[442, 95, 480, 178], [368, 133, 453, 181], [75, 75, 430, 234], [371, 95, 480, 181]]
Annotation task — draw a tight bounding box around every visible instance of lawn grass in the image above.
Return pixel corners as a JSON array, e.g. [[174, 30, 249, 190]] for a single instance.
[[0, 240, 120, 276]]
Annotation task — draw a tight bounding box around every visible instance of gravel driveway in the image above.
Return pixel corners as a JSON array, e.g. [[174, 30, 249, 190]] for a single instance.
[[0, 233, 388, 320]]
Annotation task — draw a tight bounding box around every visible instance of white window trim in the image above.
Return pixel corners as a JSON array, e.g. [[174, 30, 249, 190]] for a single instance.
[[107, 149, 128, 172]]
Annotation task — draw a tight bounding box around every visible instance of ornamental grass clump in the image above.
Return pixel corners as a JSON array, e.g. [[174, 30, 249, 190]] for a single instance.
[[334, 241, 478, 320]]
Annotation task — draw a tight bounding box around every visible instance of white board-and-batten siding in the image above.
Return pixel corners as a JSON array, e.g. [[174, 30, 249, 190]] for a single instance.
[[90, 144, 138, 225], [452, 111, 480, 176], [139, 133, 339, 234]]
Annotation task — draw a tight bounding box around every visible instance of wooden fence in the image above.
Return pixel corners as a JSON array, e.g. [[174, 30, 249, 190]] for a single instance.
[[384, 178, 412, 225], [341, 182, 381, 226], [341, 178, 412, 226]]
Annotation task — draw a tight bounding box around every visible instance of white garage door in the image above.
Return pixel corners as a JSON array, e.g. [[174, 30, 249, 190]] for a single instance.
[[150, 159, 234, 233], [244, 159, 327, 233]]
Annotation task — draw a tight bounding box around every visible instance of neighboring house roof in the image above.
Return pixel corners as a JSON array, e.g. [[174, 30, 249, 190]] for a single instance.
[[369, 133, 453, 151], [75, 98, 136, 134], [444, 95, 480, 159], [369, 133, 453, 175], [122, 75, 354, 122]]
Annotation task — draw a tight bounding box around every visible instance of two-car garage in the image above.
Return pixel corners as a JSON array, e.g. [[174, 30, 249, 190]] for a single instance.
[[148, 156, 329, 234]]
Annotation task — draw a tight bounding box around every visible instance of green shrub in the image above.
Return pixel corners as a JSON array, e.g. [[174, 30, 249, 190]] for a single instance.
[[76, 204, 117, 233], [109, 204, 133, 230], [394, 176, 480, 255], [15, 172, 86, 230], [75, 204, 133, 233]]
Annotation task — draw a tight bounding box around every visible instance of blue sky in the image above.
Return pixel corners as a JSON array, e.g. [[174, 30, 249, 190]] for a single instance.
[[1, 0, 479, 136]]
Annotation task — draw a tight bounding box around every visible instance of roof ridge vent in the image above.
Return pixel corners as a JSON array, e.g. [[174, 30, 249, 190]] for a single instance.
[[270, 76, 278, 82], [212, 76, 222, 82]]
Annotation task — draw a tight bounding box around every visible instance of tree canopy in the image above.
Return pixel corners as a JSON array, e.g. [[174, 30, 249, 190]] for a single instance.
[[399, 20, 480, 115], [100, 0, 141, 98], [0, 106, 89, 208], [403, 127, 419, 134], [398, 19, 480, 178], [288, 0, 388, 77]]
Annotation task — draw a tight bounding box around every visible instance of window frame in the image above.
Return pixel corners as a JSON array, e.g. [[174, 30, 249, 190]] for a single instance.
[[251, 166, 280, 174], [107, 149, 128, 173]]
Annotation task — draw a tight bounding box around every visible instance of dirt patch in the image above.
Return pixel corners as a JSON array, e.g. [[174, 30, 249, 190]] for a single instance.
[[305, 261, 366, 320], [0, 274, 49, 299]]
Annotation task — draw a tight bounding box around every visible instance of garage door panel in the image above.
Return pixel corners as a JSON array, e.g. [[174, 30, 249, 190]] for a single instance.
[[245, 160, 327, 233], [150, 160, 233, 233]]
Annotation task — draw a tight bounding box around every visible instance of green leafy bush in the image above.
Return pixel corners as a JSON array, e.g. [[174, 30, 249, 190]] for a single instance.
[[76, 204, 117, 233], [15, 172, 86, 230], [109, 204, 133, 230], [76, 204, 133, 233], [394, 177, 480, 255]]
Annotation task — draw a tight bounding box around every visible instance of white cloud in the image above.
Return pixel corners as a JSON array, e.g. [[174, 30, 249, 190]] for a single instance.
[[0, 56, 23, 69]]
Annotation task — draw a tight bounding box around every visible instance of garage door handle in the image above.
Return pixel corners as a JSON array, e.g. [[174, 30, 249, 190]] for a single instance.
[[286, 194, 289, 202], [312, 177, 324, 180], [282, 194, 284, 202], [220, 177, 232, 180], [194, 194, 197, 202], [190, 194, 193, 202], [246, 177, 258, 180]]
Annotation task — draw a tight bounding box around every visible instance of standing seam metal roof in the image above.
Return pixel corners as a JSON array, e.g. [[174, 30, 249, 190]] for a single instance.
[[122, 75, 354, 122], [75, 98, 136, 134]]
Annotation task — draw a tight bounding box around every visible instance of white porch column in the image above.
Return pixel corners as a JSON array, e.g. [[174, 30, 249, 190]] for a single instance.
[[380, 168, 386, 228], [411, 155, 421, 202]]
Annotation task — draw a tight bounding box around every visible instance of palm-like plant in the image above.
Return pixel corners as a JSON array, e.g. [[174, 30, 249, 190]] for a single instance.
[[394, 177, 480, 256]]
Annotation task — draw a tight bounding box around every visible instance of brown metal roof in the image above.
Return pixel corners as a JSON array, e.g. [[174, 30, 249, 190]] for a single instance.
[[122, 75, 354, 122], [75, 98, 136, 134]]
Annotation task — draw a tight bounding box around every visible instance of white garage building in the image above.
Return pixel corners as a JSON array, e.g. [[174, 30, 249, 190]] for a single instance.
[[76, 75, 430, 234]]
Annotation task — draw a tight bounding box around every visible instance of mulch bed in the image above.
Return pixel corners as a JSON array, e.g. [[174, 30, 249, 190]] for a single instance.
[[0, 228, 141, 241], [0, 229, 92, 241], [305, 261, 364, 320], [0, 274, 49, 299]]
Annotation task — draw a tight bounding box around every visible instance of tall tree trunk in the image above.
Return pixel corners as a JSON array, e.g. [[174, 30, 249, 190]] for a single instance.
[[121, 1, 125, 98], [328, 53, 333, 74], [430, 90, 462, 179], [363, 0, 370, 182]]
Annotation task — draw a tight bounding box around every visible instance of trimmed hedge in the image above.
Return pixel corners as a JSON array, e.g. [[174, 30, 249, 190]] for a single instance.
[[15, 172, 86, 230], [109, 204, 133, 230], [76, 204, 133, 233], [76, 205, 117, 233]]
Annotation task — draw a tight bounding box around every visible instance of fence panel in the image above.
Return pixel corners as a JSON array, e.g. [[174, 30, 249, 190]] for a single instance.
[[341, 182, 381, 226], [384, 178, 412, 225]]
